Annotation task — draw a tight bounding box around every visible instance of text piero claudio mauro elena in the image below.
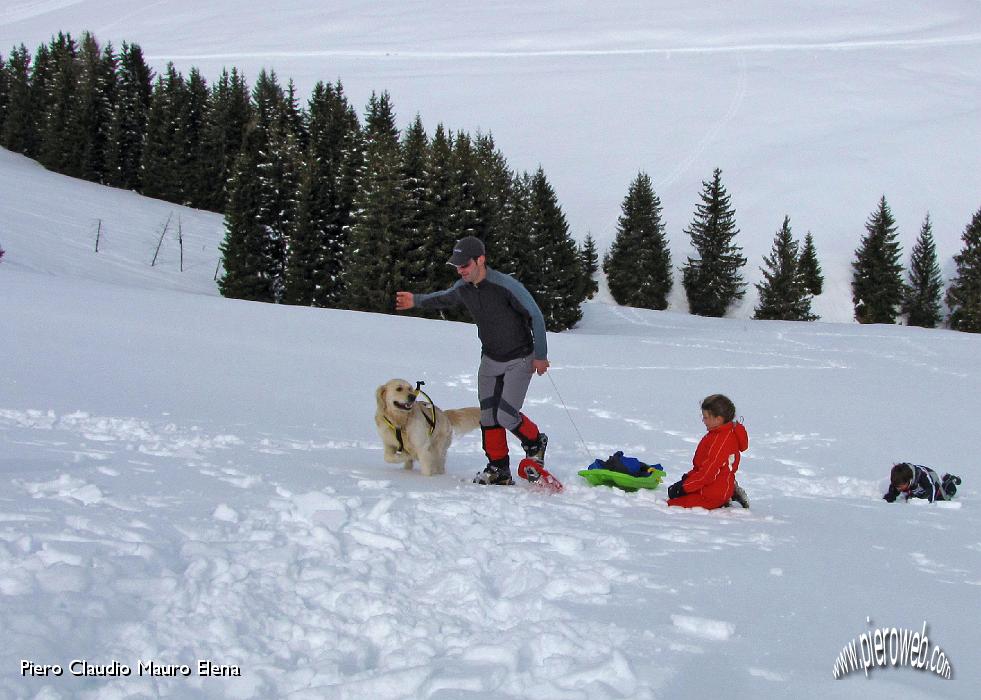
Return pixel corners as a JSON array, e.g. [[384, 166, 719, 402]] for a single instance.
[[21, 659, 241, 678]]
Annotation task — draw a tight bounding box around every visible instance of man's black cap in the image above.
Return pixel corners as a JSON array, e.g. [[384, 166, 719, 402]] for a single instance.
[[447, 236, 485, 266]]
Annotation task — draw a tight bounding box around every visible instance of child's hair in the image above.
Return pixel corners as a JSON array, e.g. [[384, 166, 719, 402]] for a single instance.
[[701, 394, 736, 422], [890, 463, 914, 487]]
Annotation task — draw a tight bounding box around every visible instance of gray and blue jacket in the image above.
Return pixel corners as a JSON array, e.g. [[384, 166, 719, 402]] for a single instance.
[[414, 267, 547, 363]]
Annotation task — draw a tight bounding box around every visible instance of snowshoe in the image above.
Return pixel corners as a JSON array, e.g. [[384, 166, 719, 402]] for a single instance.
[[517, 457, 564, 493]]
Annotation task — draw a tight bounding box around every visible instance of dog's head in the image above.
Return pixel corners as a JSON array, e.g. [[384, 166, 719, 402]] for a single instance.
[[376, 379, 417, 427]]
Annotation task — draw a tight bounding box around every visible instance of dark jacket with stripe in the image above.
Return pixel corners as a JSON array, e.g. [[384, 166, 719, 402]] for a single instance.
[[414, 267, 547, 362], [883, 464, 946, 503]]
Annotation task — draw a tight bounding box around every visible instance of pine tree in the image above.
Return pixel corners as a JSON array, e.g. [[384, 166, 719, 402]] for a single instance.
[[578, 234, 600, 300], [681, 168, 746, 316], [106, 42, 153, 190], [218, 142, 269, 300], [605, 172, 672, 309], [341, 91, 404, 312], [397, 114, 432, 291], [283, 161, 323, 306], [473, 132, 513, 261], [27, 43, 52, 160], [201, 67, 252, 212], [945, 207, 981, 333], [902, 214, 944, 328], [451, 130, 481, 242], [74, 33, 117, 183], [506, 171, 537, 286], [218, 70, 296, 302], [417, 124, 461, 307], [1, 45, 37, 156], [851, 196, 905, 324], [528, 167, 583, 331], [38, 32, 81, 176], [0, 51, 8, 134], [319, 81, 362, 306], [283, 80, 360, 307], [255, 70, 301, 302], [141, 63, 188, 202], [180, 67, 211, 208], [753, 216, 817, 321], [797, 231, 824, 296], [284, 79, 307, 149]]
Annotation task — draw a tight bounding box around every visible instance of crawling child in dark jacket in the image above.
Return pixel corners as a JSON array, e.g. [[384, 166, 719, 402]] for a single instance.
[[883, 462, 961, 503]]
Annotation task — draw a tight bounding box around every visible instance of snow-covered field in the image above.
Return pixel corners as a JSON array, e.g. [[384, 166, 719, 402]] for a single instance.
[[2, 149, 979, 699], [2, 0, 980, 321], [2, 2, 980, 697]]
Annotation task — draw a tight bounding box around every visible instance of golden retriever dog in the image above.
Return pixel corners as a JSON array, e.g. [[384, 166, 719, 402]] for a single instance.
[[375, 379, 481, 476]]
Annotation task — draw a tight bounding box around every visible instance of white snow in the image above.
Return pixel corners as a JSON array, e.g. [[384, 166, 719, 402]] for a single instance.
[[671, 614, 736, 641], [2, 2, 980, 698]]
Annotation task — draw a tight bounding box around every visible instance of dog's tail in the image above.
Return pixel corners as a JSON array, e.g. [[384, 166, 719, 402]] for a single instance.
[[444, 407, 481, 435]]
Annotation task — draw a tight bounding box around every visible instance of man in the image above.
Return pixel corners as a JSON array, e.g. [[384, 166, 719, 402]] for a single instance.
[[395, 236, 549, 485]]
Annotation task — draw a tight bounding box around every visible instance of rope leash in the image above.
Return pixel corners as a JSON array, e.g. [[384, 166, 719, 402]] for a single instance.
[[547, 371, 591, 461]]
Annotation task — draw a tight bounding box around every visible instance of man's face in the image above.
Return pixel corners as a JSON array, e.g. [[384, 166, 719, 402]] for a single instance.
[[456, 255, 485, 283]]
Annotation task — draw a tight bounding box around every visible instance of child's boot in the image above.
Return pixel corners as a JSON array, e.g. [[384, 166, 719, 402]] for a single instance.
[[731, 482, 750, 508], [941, 473, 961, 499]]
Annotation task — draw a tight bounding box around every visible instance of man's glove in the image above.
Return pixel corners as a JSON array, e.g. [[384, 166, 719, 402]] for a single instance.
[[882, 489, 898, 503], [667, 480, 686, 499]]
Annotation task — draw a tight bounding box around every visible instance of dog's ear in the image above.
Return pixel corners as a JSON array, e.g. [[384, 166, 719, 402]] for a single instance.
[[376, 384, 388, 413]]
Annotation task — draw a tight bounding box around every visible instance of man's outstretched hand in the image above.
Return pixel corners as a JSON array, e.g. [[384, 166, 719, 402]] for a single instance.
[[395, 291, 414, 311]]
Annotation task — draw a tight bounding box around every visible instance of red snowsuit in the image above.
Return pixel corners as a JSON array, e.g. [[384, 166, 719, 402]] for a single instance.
[[668, 421, 748, 509]]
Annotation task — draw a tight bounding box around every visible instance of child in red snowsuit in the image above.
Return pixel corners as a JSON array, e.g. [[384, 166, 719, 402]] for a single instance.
[[667, 394, 749, 509]]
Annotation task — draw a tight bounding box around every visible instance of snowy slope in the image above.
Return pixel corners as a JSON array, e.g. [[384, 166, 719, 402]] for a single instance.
[[2, 149, 980, 698], [0, 150, 224, 295], [2, 0, 980, 321]]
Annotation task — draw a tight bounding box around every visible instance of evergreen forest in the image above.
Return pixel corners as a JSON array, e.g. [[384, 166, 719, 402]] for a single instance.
[[2, 32, 980, 332]]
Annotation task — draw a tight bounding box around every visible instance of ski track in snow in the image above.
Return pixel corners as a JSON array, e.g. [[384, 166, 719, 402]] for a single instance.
[[659, 52, 748, 191], [151, 32, 981, 62]]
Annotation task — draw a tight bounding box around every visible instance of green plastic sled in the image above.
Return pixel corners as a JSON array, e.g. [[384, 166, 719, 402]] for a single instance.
[[577, 468, 665, 492]]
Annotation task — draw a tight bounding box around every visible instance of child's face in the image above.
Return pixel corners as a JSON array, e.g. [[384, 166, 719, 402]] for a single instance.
[[701, 410, 726, 430], [896, 481, 911, 493]]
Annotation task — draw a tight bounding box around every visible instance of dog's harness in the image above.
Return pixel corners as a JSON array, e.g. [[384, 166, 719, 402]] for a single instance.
[[383, 381, 437, 453]]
